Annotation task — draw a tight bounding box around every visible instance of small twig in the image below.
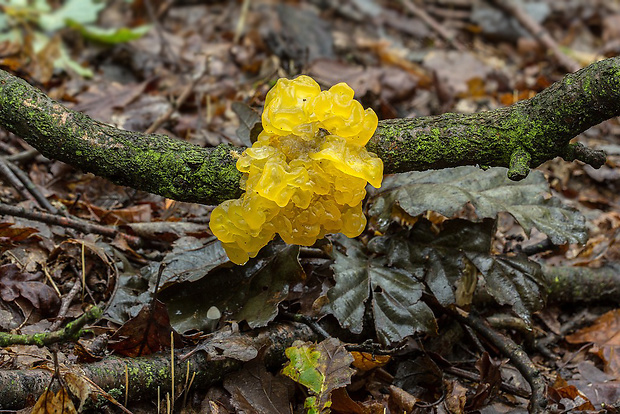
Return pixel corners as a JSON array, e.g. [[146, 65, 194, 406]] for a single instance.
[[3, 157, 59, 214], [6, 148, 40, 163], [49, 278, 82, 332], [442, 364, 531, 399], [520, 237, 555, 256], [234, 0, 251, 44], [0, 156, 37, 203], [280, 311, 330, 340], [453, 310, 548, 413], [400, 0, 466, 51], [0, 306, 102, 347], [0, 202, 141, 246], [488, 0, 580, 73]]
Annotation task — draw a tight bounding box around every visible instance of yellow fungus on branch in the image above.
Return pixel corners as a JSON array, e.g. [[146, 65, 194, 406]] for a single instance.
[[210, 75, 383, 264]]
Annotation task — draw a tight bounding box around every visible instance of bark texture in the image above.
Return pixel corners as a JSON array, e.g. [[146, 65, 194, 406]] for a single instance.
[[0, 322, 317, 410], [1, 57, 617, 205]]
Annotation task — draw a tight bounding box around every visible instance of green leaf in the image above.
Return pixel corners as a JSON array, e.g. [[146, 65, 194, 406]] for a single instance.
[[323, 235, 437, 345], [38, 0, 104, 32], [368, 166, 586, 245], [282, 338, 355, 414], [160, 240, 303, 332], [382, 219, 546, 323], [67, 21, 152, 45]]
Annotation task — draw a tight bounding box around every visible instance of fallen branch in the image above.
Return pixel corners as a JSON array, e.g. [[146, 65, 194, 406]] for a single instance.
[[0, 306, 101, 348], [0, 322, 316, 410], [0, 58, 615, 205]]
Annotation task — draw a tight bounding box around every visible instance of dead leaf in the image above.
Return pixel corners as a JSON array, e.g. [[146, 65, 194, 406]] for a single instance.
[[0, 263, 59, 315], [31, 388, 77, 414], [565, 309, 620, 346], [224, 358, 295, 414], [108, 299, 183, 357], [351, 351, 390, 372]]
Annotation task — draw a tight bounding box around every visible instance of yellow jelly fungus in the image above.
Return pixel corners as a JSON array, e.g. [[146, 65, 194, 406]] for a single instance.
[[210, 75, 383, 264]]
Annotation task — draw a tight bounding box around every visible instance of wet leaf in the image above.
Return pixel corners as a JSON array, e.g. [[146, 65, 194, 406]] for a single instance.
[[565, 309, 620, 346], [368, 166, 587, 245], [104, 271, 152, 325], [148, 237, 230, 287], [161, 241, 303, 332], [323, 235, 437, 345], [386, 219, 545, 324], [0, 222, 40, 246], [282, 338, 355, 414], [31, 388, 77, 414], [351, 352, 390, 372], [108, 299, 183, 357], [0, 263, 59, 315], [232, 101, 263, 146], [224, 358, 295, 414], [184, 327, 258, 362]]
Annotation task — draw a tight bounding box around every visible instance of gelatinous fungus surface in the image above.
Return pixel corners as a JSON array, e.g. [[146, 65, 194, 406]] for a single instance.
[[210, 76, 383, 264]]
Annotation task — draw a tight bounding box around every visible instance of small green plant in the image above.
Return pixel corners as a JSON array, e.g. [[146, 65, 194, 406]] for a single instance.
[[0, 0, 150, 78]]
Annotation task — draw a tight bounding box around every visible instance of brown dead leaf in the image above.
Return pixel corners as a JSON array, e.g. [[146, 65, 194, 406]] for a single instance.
[[444, 379, 468, 414], [351, 351, 390, 372], [108, 299, 183, 357], [64, 371, 131, 413], [73, 80, 149, 125], [592, 345, 620, 379], [0, 222, 40, 246], [31, 388, 77, 414], [565, 309, 620, 346], [0, 263, 59, 315], [549, 374, 595, 412], [423, 50, 493, 99], [223, 358, 295, 414]]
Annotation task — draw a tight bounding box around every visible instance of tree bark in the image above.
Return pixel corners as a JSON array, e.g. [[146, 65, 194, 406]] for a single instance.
[[0, 322, 317, 410], [0, 58, 616, 206]]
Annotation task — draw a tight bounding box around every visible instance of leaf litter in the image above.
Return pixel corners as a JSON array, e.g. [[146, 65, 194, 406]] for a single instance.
[[0, 0, 619, 412]]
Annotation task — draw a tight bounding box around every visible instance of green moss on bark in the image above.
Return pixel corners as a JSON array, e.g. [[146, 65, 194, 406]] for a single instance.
[[2, 58, 619, 205]]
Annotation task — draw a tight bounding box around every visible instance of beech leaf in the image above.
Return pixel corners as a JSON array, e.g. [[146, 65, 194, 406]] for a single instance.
[[161, 241, 303, 332]]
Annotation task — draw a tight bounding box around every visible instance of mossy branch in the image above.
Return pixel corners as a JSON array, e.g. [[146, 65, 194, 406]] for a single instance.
[[1, 58, 617, 206], [0, 306, 101, 347]]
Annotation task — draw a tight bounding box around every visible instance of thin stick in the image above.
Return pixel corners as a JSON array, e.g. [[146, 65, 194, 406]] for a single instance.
[[442, 364, 530, 399], [453, 310, 548, 413], [170, 331, 175, 413], [43, 266, 62, 298], [400, 0, 466, 51], [124, 362, 129, 408], [48, 277, 81, 331], [4, 158, 59, 214], [488, 0, 580, 72], [0, 306, 102, 347], [0, 202, 141, 246], [234, 0, 251, 44], [81, 241, 86, 301], [6, 148, 39, 163], [0, 156, 37, 203]]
